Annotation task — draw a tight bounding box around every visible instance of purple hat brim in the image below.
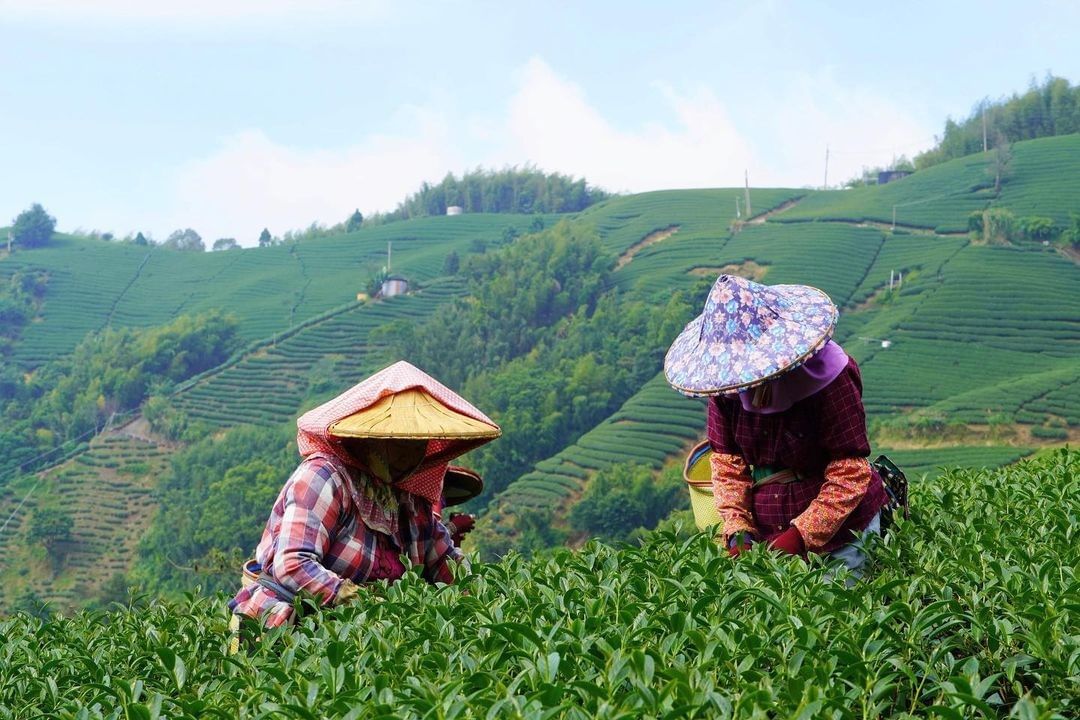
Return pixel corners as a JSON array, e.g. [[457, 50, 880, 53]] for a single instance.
[[664, 282, 838, 397]]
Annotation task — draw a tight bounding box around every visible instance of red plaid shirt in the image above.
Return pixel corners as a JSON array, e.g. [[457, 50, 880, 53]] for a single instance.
[[230, 455, 462, 626], [708, 358, 887, 552]]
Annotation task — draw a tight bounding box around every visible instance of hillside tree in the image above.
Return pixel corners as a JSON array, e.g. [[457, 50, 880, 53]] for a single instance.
[[258, 228, 272, 247], [212, 238, 239, 251], [163, 228, 205, 252], [11, 203, 57, 248], [345, 209, 364, 233], [27, 506, 73, 567]]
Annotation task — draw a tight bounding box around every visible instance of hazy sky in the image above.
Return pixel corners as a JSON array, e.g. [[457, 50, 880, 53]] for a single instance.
[[2, 1, 1078, 246]]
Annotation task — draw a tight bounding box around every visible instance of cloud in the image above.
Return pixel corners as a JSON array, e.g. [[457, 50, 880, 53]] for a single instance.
[[161, 57, 936, 245], [167, 108, 460, 246], [500, 58, 757, 192], [753, 69, 937, 187]]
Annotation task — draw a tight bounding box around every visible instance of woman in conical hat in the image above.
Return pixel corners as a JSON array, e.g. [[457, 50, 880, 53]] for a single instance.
[[229, 361, 500, 628], [665, 275, 887, 571]]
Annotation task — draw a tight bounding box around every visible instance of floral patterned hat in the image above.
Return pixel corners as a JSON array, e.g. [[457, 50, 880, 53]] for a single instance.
[[664, 274, 838, 397]]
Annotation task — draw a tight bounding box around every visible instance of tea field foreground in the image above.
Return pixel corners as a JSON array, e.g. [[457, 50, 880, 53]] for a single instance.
[[3, 450, 1076, 719]]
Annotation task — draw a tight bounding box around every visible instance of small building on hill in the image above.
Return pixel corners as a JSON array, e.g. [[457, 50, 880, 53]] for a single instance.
[[381, 275, 409, 297], [877, 170, 913, 185], [446, 206, 463, 216]]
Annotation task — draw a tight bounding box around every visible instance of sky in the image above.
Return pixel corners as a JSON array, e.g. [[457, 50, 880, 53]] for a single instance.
[[1, 1, 1078, 247]]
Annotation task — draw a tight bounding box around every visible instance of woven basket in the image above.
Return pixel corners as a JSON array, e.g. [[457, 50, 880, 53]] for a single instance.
[[684, 440, 722, 531]]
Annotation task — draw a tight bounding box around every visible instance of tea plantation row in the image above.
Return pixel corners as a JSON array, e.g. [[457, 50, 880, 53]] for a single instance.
[[2, 450, 1075, 718]]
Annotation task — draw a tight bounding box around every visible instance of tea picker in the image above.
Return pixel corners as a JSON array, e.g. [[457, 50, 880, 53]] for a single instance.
[[666, 274, 906, 574]]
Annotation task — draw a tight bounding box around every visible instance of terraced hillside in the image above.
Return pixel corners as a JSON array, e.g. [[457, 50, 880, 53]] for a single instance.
[[3, 135, 1078, 595], [0, 214, 557, 368], [0, 429, 171, 610], [772, 135, 1080, 232], [171, 277, 466, 428], [576, 188, 805, 297], [479, 138, 1079, 546]]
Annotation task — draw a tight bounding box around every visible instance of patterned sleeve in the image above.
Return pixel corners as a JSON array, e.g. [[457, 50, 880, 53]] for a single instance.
[[707, 397, 756, 541], [272, 459, 347, 603], [423, 517, 464, 584], [711, 452, 757, 541], [791, 457, 873, 552]]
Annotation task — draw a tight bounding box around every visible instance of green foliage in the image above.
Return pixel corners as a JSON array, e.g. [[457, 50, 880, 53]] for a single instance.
[[26, 506, 73, 564], [974, 207, 1019, 244], [345, 209, 364, 233], [162, 228, 205, 252], [0, 269, 47, 357], [442, 250, 460, 275], [373, 167, 610, 222], [1062, 212, 1080, 248], [211, 238, 239, 251], [916, 74, 1080, 168], [257, 228, 272, 247], [10, 203, 57, 248], [569, 462, 684, 542], [4, 451, 1077, 717], [374, 220, 613, 390], [0, 312, 239, 483], [133, 425, 296, 596], [1018, 216, 1057, 241]]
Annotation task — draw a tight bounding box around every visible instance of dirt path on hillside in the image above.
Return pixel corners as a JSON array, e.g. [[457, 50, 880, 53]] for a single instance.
[[616, 226, 679, 270], [746, 196, 805, 224]]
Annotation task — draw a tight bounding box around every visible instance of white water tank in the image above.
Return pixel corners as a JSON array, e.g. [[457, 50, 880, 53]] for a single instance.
[[446, 206, 463, 216]]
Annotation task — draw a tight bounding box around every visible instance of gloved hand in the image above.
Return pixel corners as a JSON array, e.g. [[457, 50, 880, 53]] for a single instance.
[[768, 526, 806, 558], [448, 513, 475, 545], [727, 531, 758, 558], [334, 579, 362, 606]]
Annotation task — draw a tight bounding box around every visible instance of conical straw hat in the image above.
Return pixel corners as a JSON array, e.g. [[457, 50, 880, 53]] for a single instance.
[[664, 274, 837, 397], [328, 386, 501, 440]]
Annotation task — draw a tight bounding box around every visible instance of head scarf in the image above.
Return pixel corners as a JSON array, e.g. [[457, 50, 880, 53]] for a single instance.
[[738, 340, 849, 414]]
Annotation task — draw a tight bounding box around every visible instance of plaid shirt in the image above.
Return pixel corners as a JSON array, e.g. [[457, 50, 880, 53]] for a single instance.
[[708, 358, 887, 552], [230, 455, 462, 626]]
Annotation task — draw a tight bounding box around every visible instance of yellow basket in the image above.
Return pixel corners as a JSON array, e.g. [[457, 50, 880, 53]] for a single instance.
[[684, 440, 722, 531]]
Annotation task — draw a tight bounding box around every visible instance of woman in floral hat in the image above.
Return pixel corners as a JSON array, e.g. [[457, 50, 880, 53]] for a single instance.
[[665, 275, 887, 571], [230, 361, 501, 628]]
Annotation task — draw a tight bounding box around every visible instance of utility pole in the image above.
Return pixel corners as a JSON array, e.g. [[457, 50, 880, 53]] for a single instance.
[[892, 205, 897, 231], [823, 145, 830, 190], [735, 197, 741, 219], [387, 241, 392, 273], [982, 105, 988, 153], [744, 170, 752, 218]]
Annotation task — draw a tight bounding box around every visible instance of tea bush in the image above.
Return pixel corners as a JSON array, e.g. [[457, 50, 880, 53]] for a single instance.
[[2, 450, 1075, 718]]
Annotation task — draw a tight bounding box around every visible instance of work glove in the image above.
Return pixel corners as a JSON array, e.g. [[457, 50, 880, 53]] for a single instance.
[[768, 526, 806, 558], [333, 579, 363, 606], [448, 513, 476, 545]]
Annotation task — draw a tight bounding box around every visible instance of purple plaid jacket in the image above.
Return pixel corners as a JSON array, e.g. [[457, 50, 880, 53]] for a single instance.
[[708, 358, 887, 552]]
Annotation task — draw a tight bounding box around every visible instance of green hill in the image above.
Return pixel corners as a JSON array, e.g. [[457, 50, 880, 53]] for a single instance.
[[1, 134, 1078, 607], [3, 450, 1076, 718], [0, 214, 558, 368]]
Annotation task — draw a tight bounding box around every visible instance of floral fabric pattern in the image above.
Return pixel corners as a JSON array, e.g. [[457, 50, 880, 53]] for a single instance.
[[664, 275, 838, 397]]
